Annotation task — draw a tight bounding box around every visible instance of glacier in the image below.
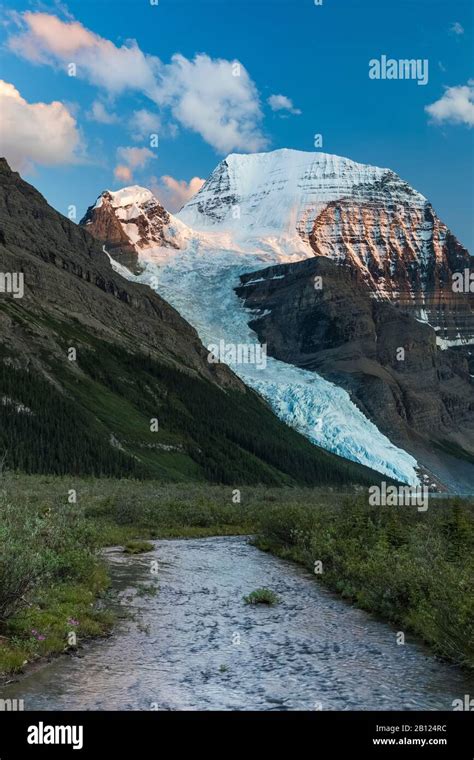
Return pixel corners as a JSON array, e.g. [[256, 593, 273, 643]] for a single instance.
[[105, 236, 420, 485], [94, 148, 439, 485]]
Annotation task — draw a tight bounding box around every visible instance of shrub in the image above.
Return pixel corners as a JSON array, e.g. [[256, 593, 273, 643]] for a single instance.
[[256, 495, 474, 668], [123, 540, 154, 555], [244, 588, 279, 606]]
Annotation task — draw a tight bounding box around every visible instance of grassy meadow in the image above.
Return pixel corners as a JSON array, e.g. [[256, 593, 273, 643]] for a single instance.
[[0, 473, 472, 679]]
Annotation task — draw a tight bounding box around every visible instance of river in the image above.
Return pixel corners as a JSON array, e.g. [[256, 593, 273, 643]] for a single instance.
[[1, 536, 472, 710]]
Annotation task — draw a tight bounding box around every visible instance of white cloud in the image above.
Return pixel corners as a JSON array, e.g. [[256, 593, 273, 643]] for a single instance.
[[0, 79, 81, 171], [150, 175, 205, 212], [450, 21, 464, 35], [8, 13, 267, 154], [8, 12, 160, 97], [129, 109, 161, 140], [267, 94, 301, 115], [426, 81, 474, 127], [116, 146, 156, 168], [87, 100, 118, 124], [155, 54, 267, 152], [114, 165, 132, 183], [114, 146, 156, 182]]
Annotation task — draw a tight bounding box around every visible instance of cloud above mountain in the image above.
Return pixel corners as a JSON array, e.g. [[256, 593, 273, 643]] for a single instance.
[[0, 79, 81, 171], [7, 11, 267, 153], [449, 21, 464, 35], [129, 109, 162, 140], [8, 12, 160, 95], [114, 146, 156, 182], [267, 94, 301, 115], [150, 175, 206, 212], [426, 81, 474, 127], [87, 100, 119, 124]]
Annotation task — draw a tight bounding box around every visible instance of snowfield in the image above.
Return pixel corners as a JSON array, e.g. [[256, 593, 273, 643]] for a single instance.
[[99, 149, 427, 484]]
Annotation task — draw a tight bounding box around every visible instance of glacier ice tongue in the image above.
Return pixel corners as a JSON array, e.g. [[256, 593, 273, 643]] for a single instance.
[[107, 236, 419, 485], [99, 148, 429, 485]]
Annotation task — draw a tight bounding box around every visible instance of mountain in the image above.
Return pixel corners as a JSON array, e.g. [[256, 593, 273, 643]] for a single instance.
[[0, 156, 383, 486], [80, 149, 474, 490], [81, 186, 191, 275], [179, 149, 474, 347], [236, 256, 474, 493]]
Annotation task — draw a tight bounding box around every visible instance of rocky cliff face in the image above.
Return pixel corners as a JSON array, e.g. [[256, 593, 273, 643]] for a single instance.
[[0, 159, 236, 387], [178, 149, 473, 346], [79, 148, 474, 488], [80, 187, 189, 274], [0, 157, 378, 485], [236, 257, 474, 492], [307, 196, 473, 345]]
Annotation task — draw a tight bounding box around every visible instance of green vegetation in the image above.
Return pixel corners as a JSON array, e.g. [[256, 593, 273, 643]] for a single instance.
[[123, 540, 154, 555], [0, 474, 472, 680], [136, 584, 159, 598], [0, 478, 114, 677], [255, 495, 474, 668], [244, 588, 279, 606], [0, 308, 384, 487]]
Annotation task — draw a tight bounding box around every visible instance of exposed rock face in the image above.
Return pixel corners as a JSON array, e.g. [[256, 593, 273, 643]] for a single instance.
[[0, 158, 240, 388], [236, 256, 474, 491], [0, 157, 383, 485], [80, 187, 187, 274], [178, 149, 473, 347], [307, 197, 473, 345], [80, 148, 474, 488], [80, 191, 141, 273]]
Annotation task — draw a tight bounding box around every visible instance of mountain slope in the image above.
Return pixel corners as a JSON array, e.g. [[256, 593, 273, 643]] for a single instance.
[[236, 256, 474, 492], [179, 149, 474, 347], [81, 186, 191, 274], [78, 149, 474, 482], [0, 157, 382, 486], [81, 186, 438, 485]]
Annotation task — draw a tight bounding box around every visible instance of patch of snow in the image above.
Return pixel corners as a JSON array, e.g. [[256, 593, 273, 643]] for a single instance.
[[436, 335, 474, 350]]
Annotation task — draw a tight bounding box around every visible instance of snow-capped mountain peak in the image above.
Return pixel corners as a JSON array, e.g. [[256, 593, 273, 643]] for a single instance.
[[94, 185, 156, 210], [80, 148, 472, 485], [177, 148, 426, 238], [94, 185, 159, 219], [177, 149, 472, 346], [80, 186, 192, 272]]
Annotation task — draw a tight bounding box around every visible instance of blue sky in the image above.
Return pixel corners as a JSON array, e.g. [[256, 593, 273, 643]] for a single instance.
[[0, 0, 473, 247]]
